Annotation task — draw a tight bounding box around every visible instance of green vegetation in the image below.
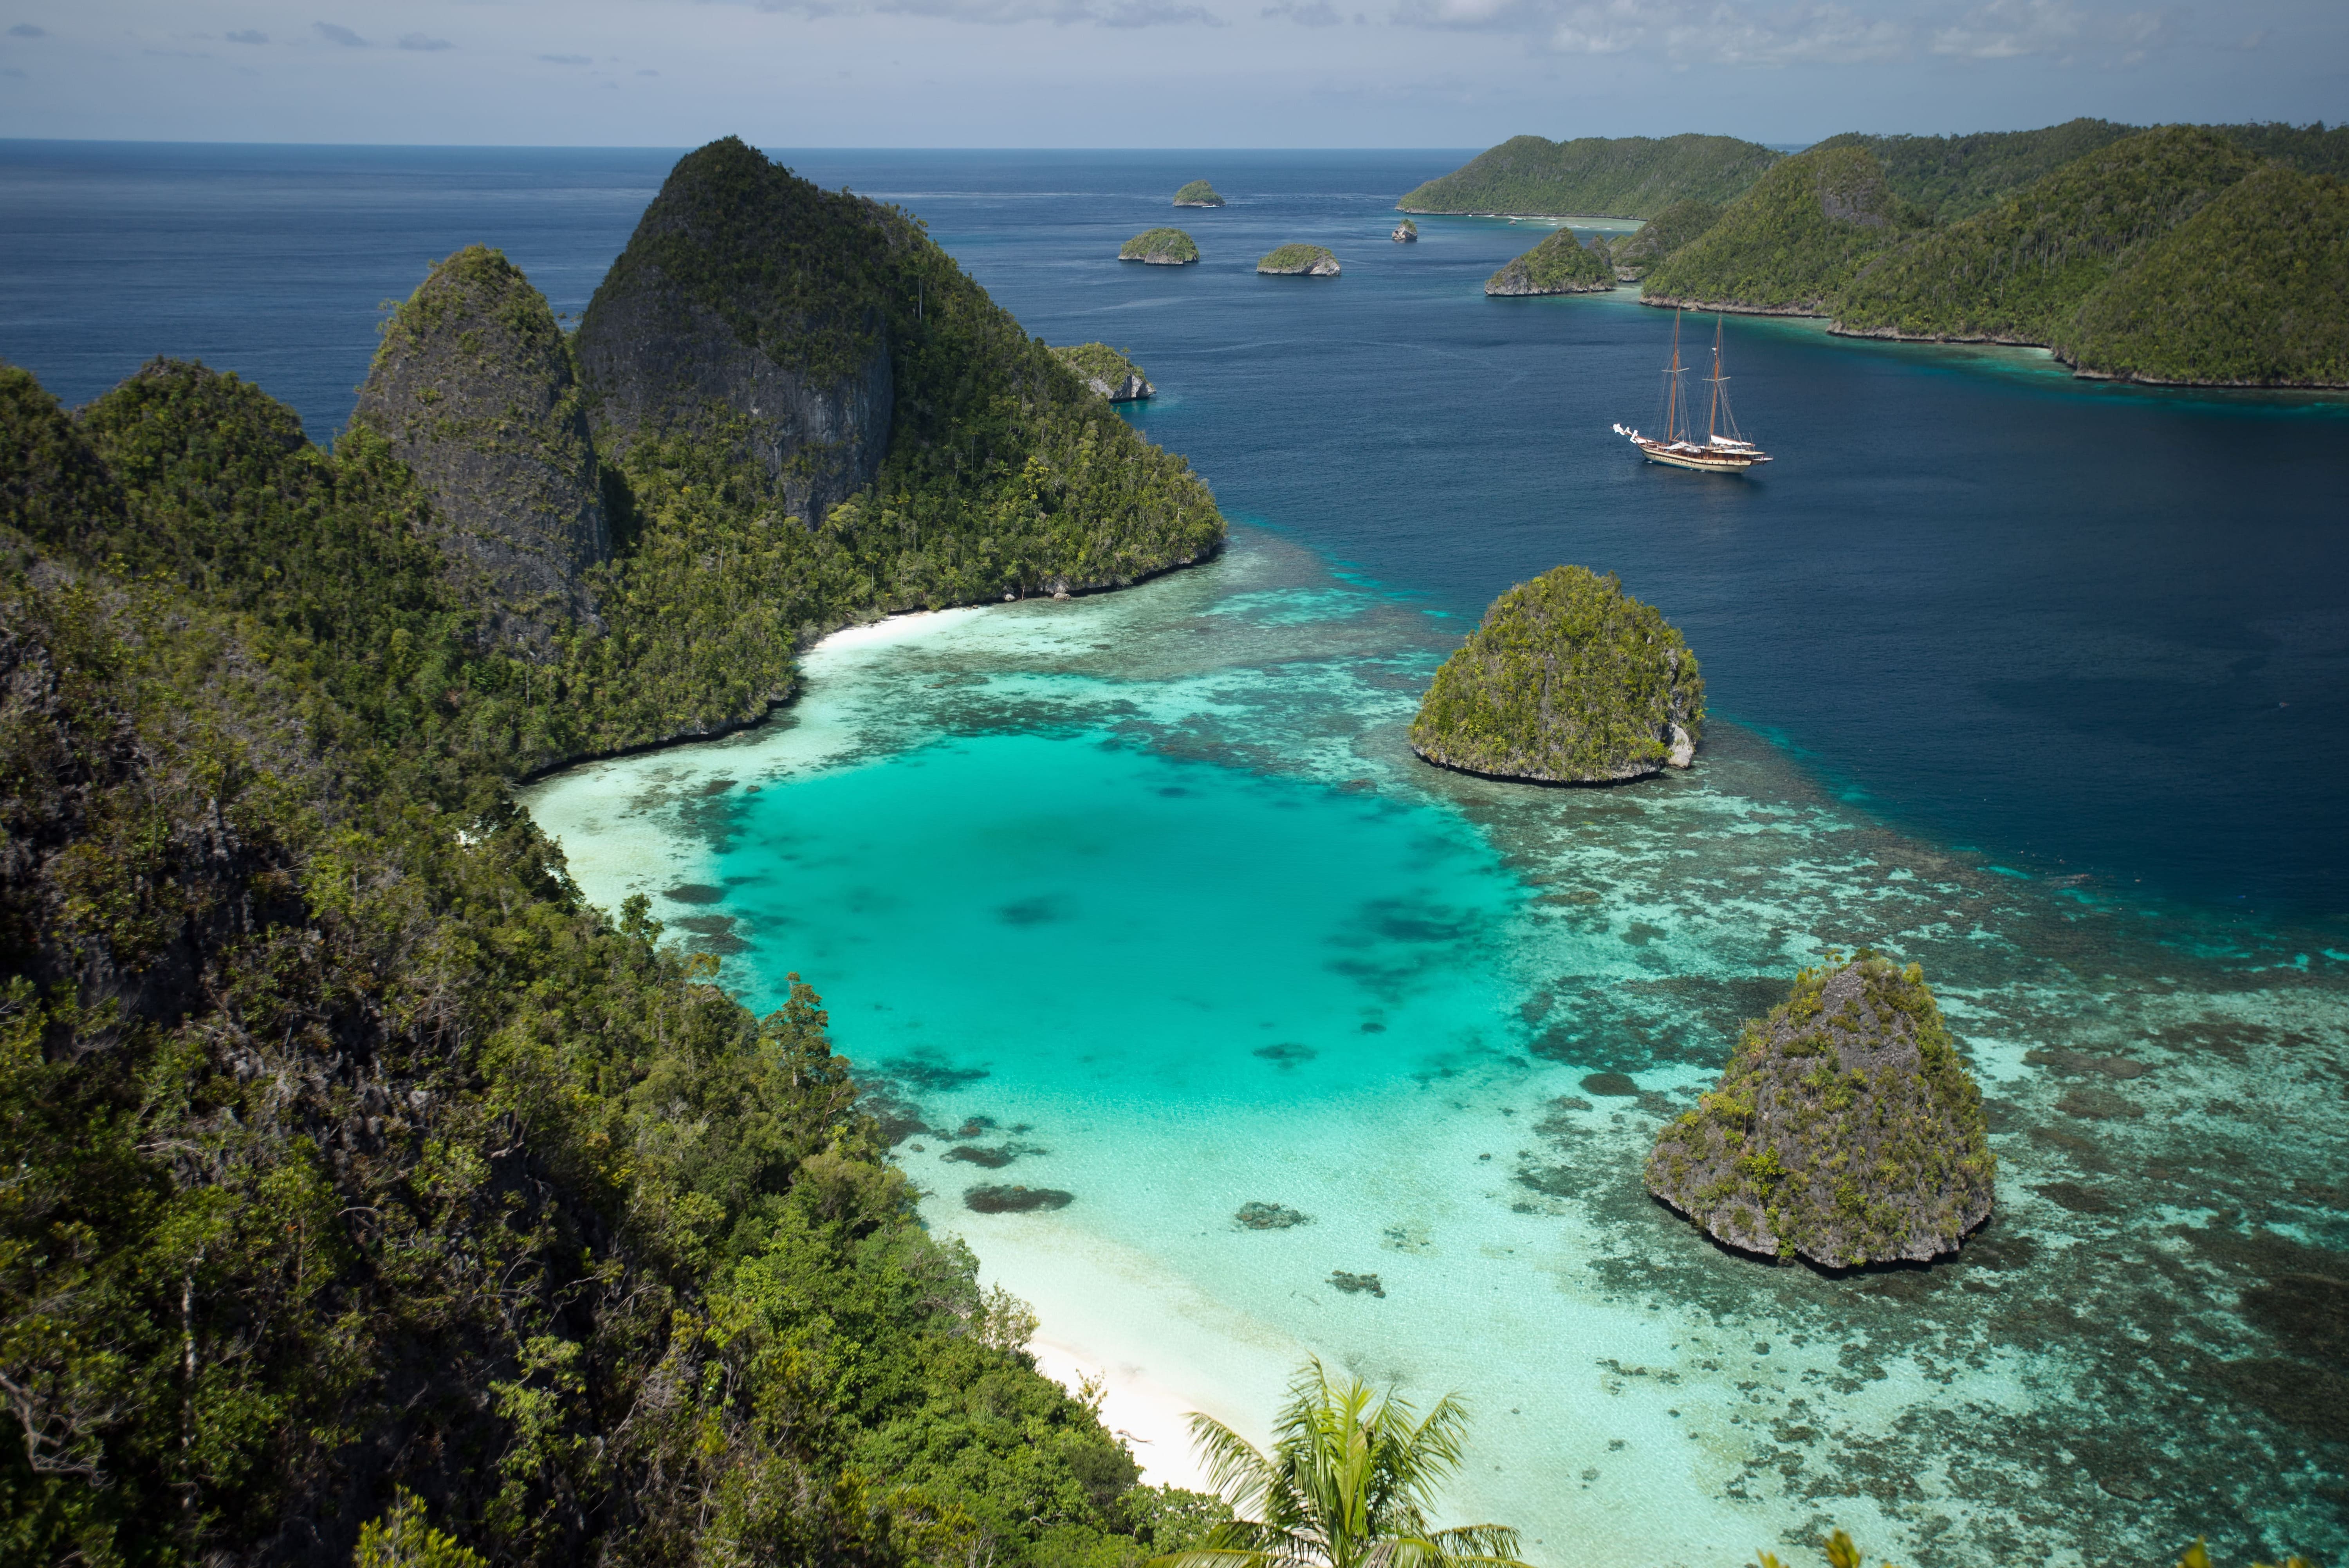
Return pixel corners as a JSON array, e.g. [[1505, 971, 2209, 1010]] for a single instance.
[[1485, 226, 1615, 296], [1609, 198, 1723, 277], [1173, 180, 1225, 207], [1119, 227, 1199, 264], [1256, 244, 1338, 276], [1156, 1360, 1530, 1568], [555, 139, 1223, 761], [1815, 118, 2138, 221], [1833, 126, 2259, 345], [0, 135, 1238, 1568], [1393, 217, 1417, 239], [1410, 565, 1702, 784], [1398, 134, 1780, 218], [1635, 120, 2349, 385], [1050, 343, 1155, 402], [1643, 143, 1927, 311], [2057, 162, 2349, 386], [2210, 120, 2349, 180], [1646, 952, 1996, 1267]]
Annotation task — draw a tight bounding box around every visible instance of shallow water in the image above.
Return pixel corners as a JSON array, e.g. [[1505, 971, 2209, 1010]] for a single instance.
[[526, 528, 2349, 1568]]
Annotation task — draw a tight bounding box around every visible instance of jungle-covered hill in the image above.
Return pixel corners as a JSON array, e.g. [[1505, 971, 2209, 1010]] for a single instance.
[[1634, 122, 2349, 387], [1398, 133, 1782, 218], [0, 135, 1233, 1568]]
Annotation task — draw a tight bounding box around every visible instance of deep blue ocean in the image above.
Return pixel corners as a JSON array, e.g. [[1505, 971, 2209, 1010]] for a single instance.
[[7, 142, 2348, 1566], [3, 139, 2343, 928]]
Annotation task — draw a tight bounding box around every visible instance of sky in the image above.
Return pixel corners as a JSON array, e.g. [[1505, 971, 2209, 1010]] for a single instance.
[[0, 0, 2341, 147]]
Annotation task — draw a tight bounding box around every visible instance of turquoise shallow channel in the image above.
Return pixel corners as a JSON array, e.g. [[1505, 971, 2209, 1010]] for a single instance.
[[523, 525, 2349, 1568]]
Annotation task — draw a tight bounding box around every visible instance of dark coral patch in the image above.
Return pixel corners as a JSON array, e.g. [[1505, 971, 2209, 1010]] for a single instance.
[[964, 1185, 1073, 1214], [1581, 1072, 1639, 1097]]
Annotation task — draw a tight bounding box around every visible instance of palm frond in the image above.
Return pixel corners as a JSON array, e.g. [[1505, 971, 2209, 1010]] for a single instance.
[[1187, 1411, 1285, 1519], [1426, 1523, 1532, 1566], [1146, 1550, 1279, 1568]]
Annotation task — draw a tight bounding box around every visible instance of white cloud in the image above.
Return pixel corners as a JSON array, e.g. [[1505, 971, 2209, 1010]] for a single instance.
[[1928, 0, 2176, 63], [1392, 0, 1909, 64], [312, 21, 367, 47], [750, 0, 1222, 25], [398, 32, 454, 51]]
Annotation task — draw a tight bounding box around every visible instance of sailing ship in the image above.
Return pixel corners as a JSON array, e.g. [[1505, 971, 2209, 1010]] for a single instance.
[[1614, 310, 1772, 473]]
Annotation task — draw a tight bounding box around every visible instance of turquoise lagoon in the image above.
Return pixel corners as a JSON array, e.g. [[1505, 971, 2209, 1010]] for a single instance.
[[524, 527, 2349, 1568]]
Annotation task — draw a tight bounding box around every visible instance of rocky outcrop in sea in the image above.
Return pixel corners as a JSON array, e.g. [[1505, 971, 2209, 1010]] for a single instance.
[[1051, 343, 1156, 403], [1646, 954, 1997, 1267], [1257, 244, 1341, 276], [1410, 565, 1702, 783]]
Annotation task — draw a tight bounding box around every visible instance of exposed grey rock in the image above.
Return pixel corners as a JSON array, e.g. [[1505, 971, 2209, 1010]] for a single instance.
[[352, 246, 609, 651], [576, 278, 890, 528]]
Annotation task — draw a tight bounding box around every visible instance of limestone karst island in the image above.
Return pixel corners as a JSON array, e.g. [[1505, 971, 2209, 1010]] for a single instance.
[[1411, 565, 1702, 782], [1648, 953, 1998, 1267], [1051, 341, 1156, 401], [1257, 242, 1340, 275], [6, 20, 2346, 1566], [1119, 226, 1198, 265], [1485, 226, 1616, 296]]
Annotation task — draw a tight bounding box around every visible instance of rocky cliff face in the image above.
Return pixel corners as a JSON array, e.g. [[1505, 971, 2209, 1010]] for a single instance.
[[1647, 955, 1996, 1267], [352, 246, 608, 650], [573, 138, 896, 526]]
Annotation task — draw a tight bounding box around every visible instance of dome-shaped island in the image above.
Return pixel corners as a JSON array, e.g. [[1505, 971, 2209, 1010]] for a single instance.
[[1409, 565, 1700, 783], [1486, 226, 1616, 296], [1119, 227, 1199, 265], [1257, 244, 1341, 277], [1647, 953, 1997, 1267], [1173, 179, 1226, 207]]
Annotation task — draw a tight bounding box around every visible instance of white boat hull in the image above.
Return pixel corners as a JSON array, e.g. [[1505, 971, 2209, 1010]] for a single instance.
[[1631, 436, 1770, 473]]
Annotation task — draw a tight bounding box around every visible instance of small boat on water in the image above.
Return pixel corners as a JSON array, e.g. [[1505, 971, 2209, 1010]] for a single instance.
[[1615, 310, 1772, 473]]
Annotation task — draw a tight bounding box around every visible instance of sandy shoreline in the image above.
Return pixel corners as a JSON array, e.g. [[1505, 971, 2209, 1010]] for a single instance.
[[1028, 1335, 1218, 1492]]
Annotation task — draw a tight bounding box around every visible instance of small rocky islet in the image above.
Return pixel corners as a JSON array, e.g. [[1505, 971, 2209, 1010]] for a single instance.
[[1410, 564, 1702, 783], [1172, 179, 1225, 207], [1257, 243, 1341, 276], [1646, 953, 1997, 1267], [1118, 226, 1199, 265], [1050, 341, 1155, 402], [1485, 226, 1616, 296]]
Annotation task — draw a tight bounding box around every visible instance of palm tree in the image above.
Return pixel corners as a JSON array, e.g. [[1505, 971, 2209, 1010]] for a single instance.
[[1150, 1359, 1534, 1568]]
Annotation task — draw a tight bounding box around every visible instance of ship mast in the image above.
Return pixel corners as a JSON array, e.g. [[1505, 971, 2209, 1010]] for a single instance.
[[1706, 314, 1725, 443], [1663, 310, 1687, 444]]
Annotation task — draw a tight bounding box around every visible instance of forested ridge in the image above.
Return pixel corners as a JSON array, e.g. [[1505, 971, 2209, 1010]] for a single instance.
[[0, 137, 1230, 1567], [1626, 120, 2349, 387], [1398, 134, 1781, 218]]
